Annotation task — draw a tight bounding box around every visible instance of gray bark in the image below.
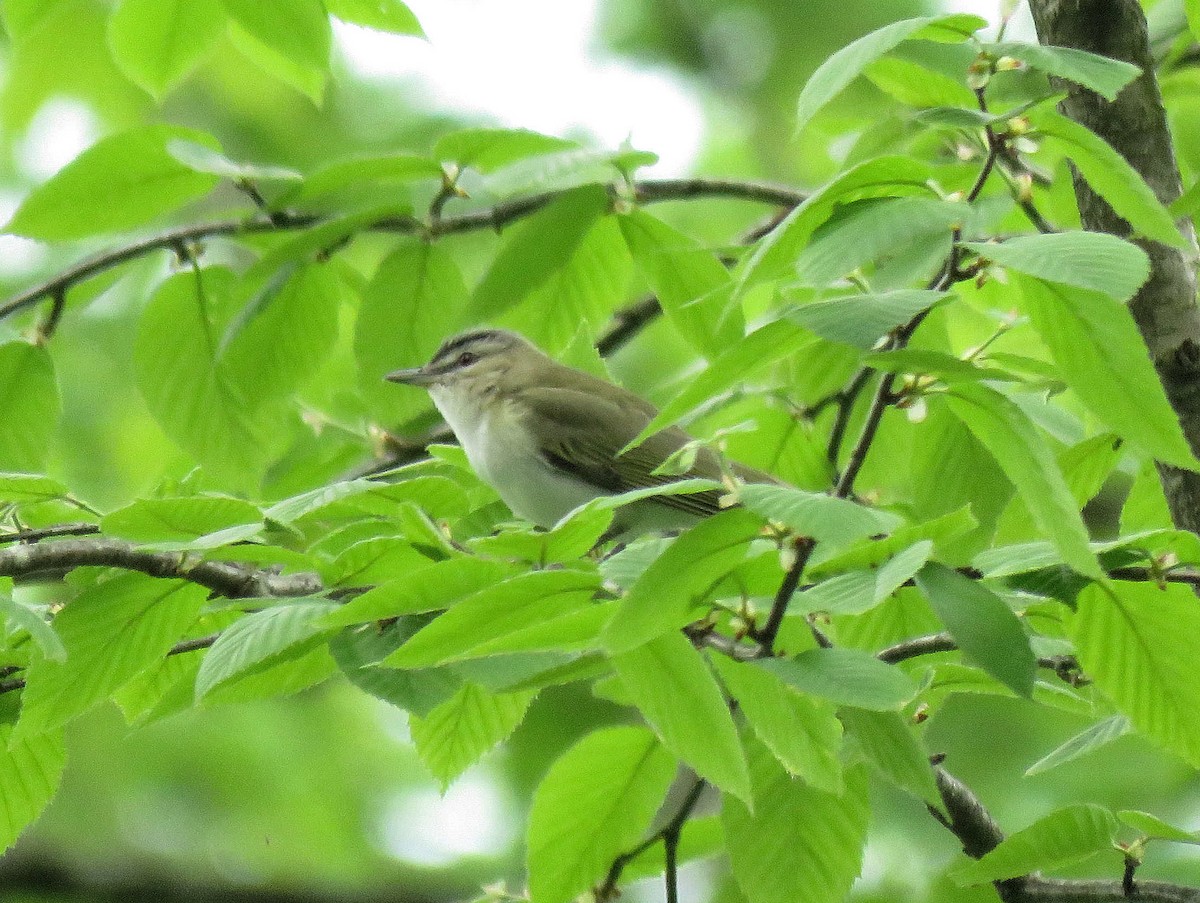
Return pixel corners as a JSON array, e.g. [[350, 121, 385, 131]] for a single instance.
[[1029, 0, 1200, 533]]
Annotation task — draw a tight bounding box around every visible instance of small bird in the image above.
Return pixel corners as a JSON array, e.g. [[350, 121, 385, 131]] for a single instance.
[[386, 329, 775, 532]]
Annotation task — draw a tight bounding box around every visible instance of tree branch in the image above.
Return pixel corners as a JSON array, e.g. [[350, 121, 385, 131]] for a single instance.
[[0, 177, 804, 325], [1028, 0, 1200, 536], [0, 538, 323, 599]]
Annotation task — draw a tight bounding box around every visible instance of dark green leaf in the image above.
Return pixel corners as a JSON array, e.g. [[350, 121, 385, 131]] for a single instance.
[[915, 562, 1036, 697], [757, 648, 918, 710]]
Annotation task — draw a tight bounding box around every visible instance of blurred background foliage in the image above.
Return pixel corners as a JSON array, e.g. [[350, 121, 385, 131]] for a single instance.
[[2, 0, 1200, 901]]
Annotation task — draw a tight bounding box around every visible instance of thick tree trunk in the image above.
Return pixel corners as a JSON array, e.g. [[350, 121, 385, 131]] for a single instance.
[[1028, 0, 1200, 533]]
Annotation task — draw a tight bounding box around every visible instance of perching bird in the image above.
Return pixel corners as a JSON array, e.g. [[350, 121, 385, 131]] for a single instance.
[[386, 328, 775, 531]]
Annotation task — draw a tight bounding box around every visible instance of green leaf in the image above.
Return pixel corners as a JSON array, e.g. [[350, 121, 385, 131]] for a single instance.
[[0, 597, 66, 662], [195, 600, 339, 701], [619, 209, 743, 358], [963, 233, 1149, 301], [134, 269, 271, 483], [951, 804, 1118, 884], [434, 127, 577, 171], [945, 384, 1100, 578], [992, 42, 1141, 102], [1038, 110, 1185, 248], [101, 496, 263, 547], [739, 156, 935, 293], [0, 343, 60, 472], [18, 574, 208, 734], [798, 541, 934, 616], [794, 197, 964, 287], [737, 484, 899, 548], [324, 558, 517, 627], [795, 14, 985, 134], [472, 185, 609, 320], [0, 473, 70, 505], [631, 320, 815, 442], [1117, 810, 1200, 844], [408, 682, 533, 789], [222, 263, 344, 402], [1025, 715, 1129, 777], [915, 562, 1036, 697], [286, 153, 440, 204], [527, 726, 676, 903], [604, 509, 762, 654], [6, 125, 220, 239], [618, 816, 725, 882], [0, 720, 65, 854], [326, 536, 434, 586], [166, 139, 302, 182], [840, 707, 940, 807], [330, 623, 461, 717], [1071, 582, 1200, 766], [221, 0, 330, 77], [787, 290, 949, 350], [756, 649, 918, 711], [724, 748, 869, 903], [611, 633, 751, 803], [384, 569, 604, 668], [107, 0, 225, 97], [810, 506, 977, 578], [863, 56, 977, 109], [482, 146, 655, 197], [324, 0, 423, 36], [1018, 276, 1196, 469], [712, 656, 843, 793]]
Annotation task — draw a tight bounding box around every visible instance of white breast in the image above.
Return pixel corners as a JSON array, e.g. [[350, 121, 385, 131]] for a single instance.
[[429, 386, 604, 528]]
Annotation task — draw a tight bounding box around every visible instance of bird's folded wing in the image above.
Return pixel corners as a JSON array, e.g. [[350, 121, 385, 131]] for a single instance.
[[519, 386, 736, 518]]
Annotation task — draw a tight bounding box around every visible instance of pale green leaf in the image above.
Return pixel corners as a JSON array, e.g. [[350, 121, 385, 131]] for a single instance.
[[408, 682, 533, 789], [952, 804, 1118, 884], [527, 726, 676, 903], [611, 633, 751, 803], [724, 748, 869, 903], [1018, 276, 1196, 469], [712, 656, 843, 793], [1025, 715, 1130, 776], [384, 569, 604, 668], [0, 597, 66, 662], [604, 509, 762, 654], [619, 209, 743, 358], [18, 574, 208, 734], [840, 707, 940, 807], [1071, 582, 1200, 766], [1038, 110, 1185, 248], [992, 42, 1141, 101], [737, 483, 899, 548], [472, 185, 609, 320], [756, 648, 917, 711], [795, 14, 985, 134], [1117, 810, 1200, 844], [107, 0, 224, 97], [325, 0, 424, 36], [6, 125, 220, 239], [434, 127, 577, 171], [787, 290, 949, 350], [963, 232, 1149, 301], [0, 718, 65, 854], [945, 384, 1101, 578], [166, 138, 301, 182], [0, 343, 60, 472], [195, 600, 339, 701], [101, 496, 263, 546]]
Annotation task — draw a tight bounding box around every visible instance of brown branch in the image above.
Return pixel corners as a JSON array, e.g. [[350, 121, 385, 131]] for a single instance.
[[0, 522, 101, 545], [933, 766, 1200, 903], [0, 177, 804, 325], [0, 538, 323, 599]]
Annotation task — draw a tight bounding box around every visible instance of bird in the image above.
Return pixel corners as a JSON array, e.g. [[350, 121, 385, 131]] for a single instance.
[[386, 328, 776, 533]]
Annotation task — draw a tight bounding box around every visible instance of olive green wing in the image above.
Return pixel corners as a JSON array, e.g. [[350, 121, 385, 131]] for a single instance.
[[518, 386, 745, 518]]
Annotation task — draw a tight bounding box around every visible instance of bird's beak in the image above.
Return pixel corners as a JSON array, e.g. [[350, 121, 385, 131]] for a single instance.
[[385, 366, 437, 386]]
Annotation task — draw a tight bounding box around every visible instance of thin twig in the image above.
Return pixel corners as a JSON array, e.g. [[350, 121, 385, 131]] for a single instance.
[[597, 777, 709, 902], [755, 536, 816, 653], [0, 522, 101, 545]]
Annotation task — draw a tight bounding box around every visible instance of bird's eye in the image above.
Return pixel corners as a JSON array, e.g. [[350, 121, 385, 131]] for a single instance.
[[457, 351, 477, 367]]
